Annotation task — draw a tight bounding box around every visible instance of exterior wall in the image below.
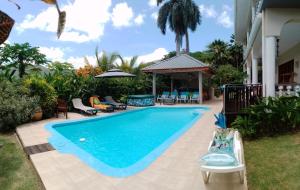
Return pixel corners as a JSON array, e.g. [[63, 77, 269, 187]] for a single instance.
[[264, 8, 300, 37], [278, 42, 300, 83]]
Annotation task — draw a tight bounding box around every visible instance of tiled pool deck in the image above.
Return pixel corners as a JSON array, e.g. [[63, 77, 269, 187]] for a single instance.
[[16, 100, 247, 190]]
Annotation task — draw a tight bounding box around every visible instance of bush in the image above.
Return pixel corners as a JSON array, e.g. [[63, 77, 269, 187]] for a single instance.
[[212, 65, 246, 87], [0, 80, 39, 132], [232, 96, 300, 139], [23, 76, 57, 118]]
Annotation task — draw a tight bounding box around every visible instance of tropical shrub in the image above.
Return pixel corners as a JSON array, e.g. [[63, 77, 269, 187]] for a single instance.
[[23, 76, 57, 118], [0, 80, 39, 132], [232, 96, 300, 139]]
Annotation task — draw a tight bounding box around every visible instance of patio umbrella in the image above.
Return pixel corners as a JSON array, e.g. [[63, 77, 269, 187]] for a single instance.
[[95, 69, 136, 78], [0, 10, 15, 45]]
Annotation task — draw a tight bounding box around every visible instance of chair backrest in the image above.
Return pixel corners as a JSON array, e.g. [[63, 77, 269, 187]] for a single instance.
[[180, 91, 188, 98], [57, 99, 67, 107], [105, 96, 116, 103], [161, 91, 169, 97], [192, 92, 199, 98], [72, 98, 83, 109]]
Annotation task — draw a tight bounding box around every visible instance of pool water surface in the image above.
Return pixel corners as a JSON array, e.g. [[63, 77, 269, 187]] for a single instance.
[[46, 107, 208, 177]]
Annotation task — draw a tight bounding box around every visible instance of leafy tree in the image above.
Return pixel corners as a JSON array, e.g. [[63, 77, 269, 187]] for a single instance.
[[95, 47, 120, 72], [76, 62, 102, 77], [227, 34, 244, 69], [0, 43, 48, 78], [212, 65, 246, 87]]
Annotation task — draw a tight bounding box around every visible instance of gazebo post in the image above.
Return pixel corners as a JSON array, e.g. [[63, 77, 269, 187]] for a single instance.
[[171, 76, 174, 92], [198, 72, 203, 104], [152, 73, 156, 97]]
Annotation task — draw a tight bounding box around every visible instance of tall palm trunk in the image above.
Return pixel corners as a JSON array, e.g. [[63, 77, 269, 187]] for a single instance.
[[185, 29, 190, 53], [175, 33, 180, 56]]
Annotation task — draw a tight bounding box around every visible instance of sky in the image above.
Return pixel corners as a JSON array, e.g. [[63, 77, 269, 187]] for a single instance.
[[1, 0, 234, 68]]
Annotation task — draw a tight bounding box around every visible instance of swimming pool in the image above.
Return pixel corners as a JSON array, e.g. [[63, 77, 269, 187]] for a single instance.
[[46, 107, 208, 177]]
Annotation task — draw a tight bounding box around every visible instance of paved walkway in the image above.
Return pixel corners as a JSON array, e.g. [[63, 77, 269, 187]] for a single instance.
[[16, 100, 247, 190]]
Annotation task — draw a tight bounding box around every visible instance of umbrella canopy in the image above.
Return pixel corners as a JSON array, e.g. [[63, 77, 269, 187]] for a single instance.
[[95, 69, 136, 78]]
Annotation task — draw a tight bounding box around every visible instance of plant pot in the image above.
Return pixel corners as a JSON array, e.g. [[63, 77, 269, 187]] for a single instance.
[[32, 111, 43, 121]]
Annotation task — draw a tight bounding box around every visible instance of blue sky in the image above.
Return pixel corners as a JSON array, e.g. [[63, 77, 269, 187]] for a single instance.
[[1, 0, 234, 68]]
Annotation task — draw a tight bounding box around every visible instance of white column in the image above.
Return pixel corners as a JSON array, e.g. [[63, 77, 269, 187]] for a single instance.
[[152, 73, 156, 96], [252, 57, 258, 84], [198, 72, 203, 104], [246, 62, 251, 84], [264, 36, 276, 97]]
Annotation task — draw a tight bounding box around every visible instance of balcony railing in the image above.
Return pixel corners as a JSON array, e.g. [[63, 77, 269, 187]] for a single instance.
[[276, 84, 300, 97], [223, 84, 263, 126]]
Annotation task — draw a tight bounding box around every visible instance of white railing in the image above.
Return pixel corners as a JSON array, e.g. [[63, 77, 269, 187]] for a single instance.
[[276, 84, 300, 97]]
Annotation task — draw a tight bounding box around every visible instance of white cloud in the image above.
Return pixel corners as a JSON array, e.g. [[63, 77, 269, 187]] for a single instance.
[[137, 48, 168, 63], [39, 46, 65, 61], [217, 5, 233, 28], [17, 0, 112, 43], [134, 14, 145, 25], [199, 4, 233, 28], [148, 0, 157, 7], [151, 12, 158, 20], [199, 4, 217, 18], [111, 2, 134, 28], [66, 55, 98, 69]]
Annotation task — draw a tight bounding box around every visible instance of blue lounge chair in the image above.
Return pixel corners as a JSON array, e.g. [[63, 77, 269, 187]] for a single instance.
[[169, 90, 178, 103], [177, 91, 189, 103], [157, 91, 169, 103], [190, 92, 200, 103]]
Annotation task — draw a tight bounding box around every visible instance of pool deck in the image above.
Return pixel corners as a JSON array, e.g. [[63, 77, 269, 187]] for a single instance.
[[16, 100, 247, 190]]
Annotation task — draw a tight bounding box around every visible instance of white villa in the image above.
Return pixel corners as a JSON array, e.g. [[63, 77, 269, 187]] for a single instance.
[[235, 0, 300, 97]]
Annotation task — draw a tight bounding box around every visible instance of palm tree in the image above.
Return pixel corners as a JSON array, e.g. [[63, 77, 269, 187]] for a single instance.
[[157, 0, 200, 54], [207, 39, 229, 69], [157, 0, 187, 55], [95, 47, 119, 72], [184, 0, 201, 53], [117, 56, 138, 74]]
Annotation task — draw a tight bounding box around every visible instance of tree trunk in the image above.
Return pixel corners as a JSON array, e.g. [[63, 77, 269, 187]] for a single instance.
[[176, 33, 180, 56], [185, 29, 190, 53]]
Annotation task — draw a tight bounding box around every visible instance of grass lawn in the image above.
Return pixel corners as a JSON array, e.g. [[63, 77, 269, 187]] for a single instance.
[[0, 133, 43, 190], [244, 132, 300, 190]]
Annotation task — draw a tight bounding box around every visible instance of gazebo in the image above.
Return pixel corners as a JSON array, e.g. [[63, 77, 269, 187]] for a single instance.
[[142, 54, 212, 104]]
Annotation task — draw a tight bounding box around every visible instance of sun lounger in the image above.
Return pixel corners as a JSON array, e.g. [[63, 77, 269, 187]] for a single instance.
[[104, 96, 127, 110], [72, 98, 98, 115], [89, 96, 114, 112], [199, 129, 245, 184], [177, 91, 189, 103], [157, 91, 169, 103]]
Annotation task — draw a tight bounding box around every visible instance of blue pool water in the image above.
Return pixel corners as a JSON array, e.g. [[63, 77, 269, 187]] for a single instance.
[[46, 107, 207, 177]]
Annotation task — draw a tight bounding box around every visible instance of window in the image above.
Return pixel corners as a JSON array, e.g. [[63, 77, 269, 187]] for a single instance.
[[278, 60, 294, 84]]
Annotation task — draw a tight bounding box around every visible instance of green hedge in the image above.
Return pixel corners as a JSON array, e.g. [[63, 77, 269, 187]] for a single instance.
[[0, 80, 39, 132]]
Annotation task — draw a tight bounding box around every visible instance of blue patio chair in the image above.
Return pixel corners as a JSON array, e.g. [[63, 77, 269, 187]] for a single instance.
[[157, 91, 169, 103], [177, 91, 189, 103], [190, 92, 200, 103], [169, 90, 178, 103]]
